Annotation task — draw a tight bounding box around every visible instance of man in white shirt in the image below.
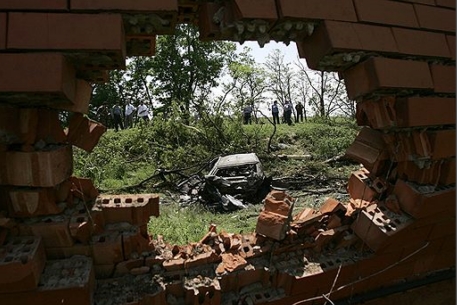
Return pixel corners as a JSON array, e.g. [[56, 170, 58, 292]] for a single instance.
[[137, 101, 149, 122], [124, 101, 136, 128]]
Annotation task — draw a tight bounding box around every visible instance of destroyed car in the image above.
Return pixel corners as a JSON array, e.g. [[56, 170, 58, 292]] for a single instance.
[[204, 153, 266, 197]]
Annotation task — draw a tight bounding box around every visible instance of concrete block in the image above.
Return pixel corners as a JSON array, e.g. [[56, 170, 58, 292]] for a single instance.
[[0, 145, 73, 187], [0, 236, 46, 293]]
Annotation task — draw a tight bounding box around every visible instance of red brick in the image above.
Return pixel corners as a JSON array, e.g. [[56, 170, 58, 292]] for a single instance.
[[0, 236, 46, 293], [8, 13, 126, 69], [69, 213, 92, 244], [446, 35, 456, 60], [7, 187, 65, 218], [26, 216, 74, 248], [353, 0, 419, 28], [36, 108, 67, 144], [430, 64, 456, 94], [0, 145, 73, 187], [126, 35, 157, 57], [298, 20, 397, 71], [351, 203, 414, 252], [0, 53, 77, 105], [233, 0, 278, 20], [115, 224, 150, 259], [278, 0, 358, 22], [67, 113, 107, 152], [436, 0, 456, 8], [70, 0, 178, 11], [256, 210, 289, 241], [45, 244, 92, 259], [347, 170, 379, 202], [394, 180, 455, 218], [0, 13, 6, 49], [57, 79, 92, 114], [0, 106, 37, 145], [395, 96, 455, 127], [345, 127, 389, 175], [392, 27, 451, 58], [343, 57, 434, 100], [414, 4, 456, 32], [427, 219, 455, 240], [1, 256, 96, 305], [439, 158, 456, 185], [69, 176, 99, 202], [0, 0, 67, 10], [428, 129, 455, 159]]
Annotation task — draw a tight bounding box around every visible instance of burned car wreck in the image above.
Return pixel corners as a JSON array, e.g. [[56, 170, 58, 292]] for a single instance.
[[178, 153, 271, 211]]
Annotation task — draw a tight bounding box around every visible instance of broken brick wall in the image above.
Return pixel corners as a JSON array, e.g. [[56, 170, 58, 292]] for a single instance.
[[0, 0, 455, 304]]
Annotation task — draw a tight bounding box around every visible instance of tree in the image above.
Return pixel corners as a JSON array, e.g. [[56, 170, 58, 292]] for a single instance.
[[149, 24, 236, 122]]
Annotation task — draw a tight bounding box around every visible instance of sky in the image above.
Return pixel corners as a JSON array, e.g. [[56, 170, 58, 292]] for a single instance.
[[236, 41, 304, 65]]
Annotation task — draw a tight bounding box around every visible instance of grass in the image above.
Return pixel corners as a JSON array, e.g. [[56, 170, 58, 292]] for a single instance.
[[74, 116, 359, 245]]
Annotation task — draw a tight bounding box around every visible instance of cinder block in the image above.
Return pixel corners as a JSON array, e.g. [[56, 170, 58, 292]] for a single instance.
[[0, 13, 6, 49], [26, 215, 74, 248], [67, 113, 107, 152], [396, 160, 454, 185], [0, 236, 46, 293], [105, 223, 150, 259], [430, 64, 456, 94], [392, 27, 451, 58], [69, 213, 93, 244], [95, 194, 159, 226], [0, 0, 67, 10], [414, 4, 456, 32], [7, 187, 65, 218], [8, 13, 126, 70], [69, 176, 99, 202], [278, 0, 358, 22], [126, 35, 156, 57], [353, 0, 419, 27], [394, 179, 456, 219], [351, 203, 414, 252], [343, 57, 434, 100], [0, 145, 73, 187], [0, 53, 77, 105], [256, 210, 289, 241]]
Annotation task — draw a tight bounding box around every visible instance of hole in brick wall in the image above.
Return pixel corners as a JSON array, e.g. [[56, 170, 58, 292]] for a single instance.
[[137, 198, 144, 203], [376, 182, 384, 189], [384, 225, 392, 232], [22, 246, 31, 253], [243, 246, 250, 253], [20, 255, 28, 264], [394, 219, 401, 225], [265, 292, 271, 298], [126, 198, 133, 203], [368, 211, 375, 216], [77, 217, 86, 223], [381, 215, 388, 220], [44, 218, 53, 223], [114, 198, 121, 204], [255, 294, 262, 300], [99, 236, 106, 243], [4, 256, 13, 262], [102, 199, 110, 204]]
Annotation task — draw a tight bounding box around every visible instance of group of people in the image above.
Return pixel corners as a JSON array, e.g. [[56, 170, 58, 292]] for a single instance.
[[243, 100, 304, 126], [102, 101, 151, 131]]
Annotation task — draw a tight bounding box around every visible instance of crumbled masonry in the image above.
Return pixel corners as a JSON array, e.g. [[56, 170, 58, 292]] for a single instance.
[[0, 0, 455, 304]]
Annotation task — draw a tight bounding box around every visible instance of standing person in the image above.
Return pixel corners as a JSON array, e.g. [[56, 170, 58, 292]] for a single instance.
[[283, 100, 293, 125], [137, 101, 150, 122], [111, 104, 124, 131], [272, 100, 280, 125], [295, 102, 304, 123], [124, 100, 136, 128], [243, 104, 253, 125]]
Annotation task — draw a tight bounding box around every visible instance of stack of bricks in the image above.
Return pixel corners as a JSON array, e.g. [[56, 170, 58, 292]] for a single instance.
[[0, 0, 455, 304]]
